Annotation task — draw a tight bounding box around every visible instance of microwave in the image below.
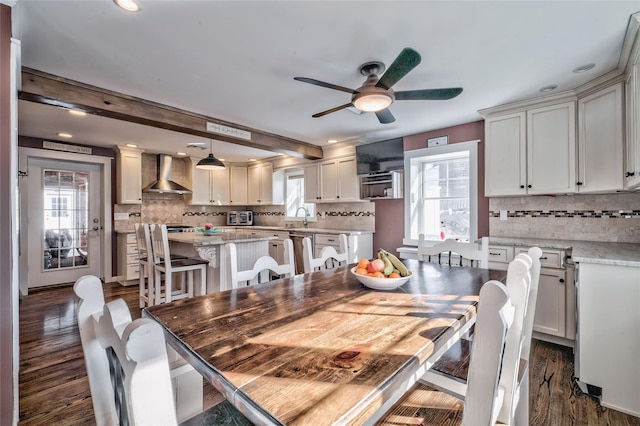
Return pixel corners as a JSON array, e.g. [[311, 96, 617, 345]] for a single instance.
[[227, 211, 253, 226]]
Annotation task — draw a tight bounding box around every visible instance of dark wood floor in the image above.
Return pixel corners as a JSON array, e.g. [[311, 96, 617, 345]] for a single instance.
[[18, 281, 640, 425]]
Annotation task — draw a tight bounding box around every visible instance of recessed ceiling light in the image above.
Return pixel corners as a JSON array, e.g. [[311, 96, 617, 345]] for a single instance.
[[68, 109, 86, 116], [573, 63, 595, 73], [327, 139, 338, 144], [176, 152, 187, 156], [57, 132, 72, 138], [539, 85, 558, 93], [125, 143, 138, 148], [113, 0, 140, 12]]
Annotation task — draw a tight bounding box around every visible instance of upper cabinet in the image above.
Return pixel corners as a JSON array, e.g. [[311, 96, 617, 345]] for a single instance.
[[484, 98, 576, 196], [305, 156, 359, 202], [626, 45, 640, 189], [247, 163, 273, 205], [115, 146, 143, 204], [186, 158, 229, 205], [229, 166, 248, 205], [577, 82, 624, 193]]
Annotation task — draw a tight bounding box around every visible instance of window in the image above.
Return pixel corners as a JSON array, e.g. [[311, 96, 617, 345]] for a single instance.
[[51, 197, 69, 217], [284, 169, 315, 221], [404, 140, 478, 245]]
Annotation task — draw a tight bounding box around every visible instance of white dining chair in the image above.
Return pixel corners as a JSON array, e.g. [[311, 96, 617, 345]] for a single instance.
[[376, 279, 517, 425], [420, 247, 542, 425], [134, 223, 154, 308], [149, 224, 208, 304], [302, 234, 348, 273], [418, 235, 489, 268], [73, 274, 250, 425], [225, 239, 295, 289]]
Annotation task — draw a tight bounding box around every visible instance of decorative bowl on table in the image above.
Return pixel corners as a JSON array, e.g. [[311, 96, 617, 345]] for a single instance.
[[196, 227, 221, 235], [350, 267, 412, 290]]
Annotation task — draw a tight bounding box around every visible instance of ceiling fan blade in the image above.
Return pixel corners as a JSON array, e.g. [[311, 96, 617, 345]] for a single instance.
[[375, 48, 421, 90], [395, 88, 463, 101], [294, 77, 357, 94], [375, 108, 396, 124], [312, 103, 354, 118]]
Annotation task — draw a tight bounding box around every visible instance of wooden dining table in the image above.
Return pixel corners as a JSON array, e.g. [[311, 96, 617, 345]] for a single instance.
[[143, 259, 507, 425]]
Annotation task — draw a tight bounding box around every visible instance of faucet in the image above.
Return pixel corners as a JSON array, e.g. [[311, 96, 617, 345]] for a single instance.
[[295, 206, 308, 228]]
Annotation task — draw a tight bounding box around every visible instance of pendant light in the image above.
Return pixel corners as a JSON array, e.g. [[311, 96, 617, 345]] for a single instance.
[[196, 140, 225, 170]]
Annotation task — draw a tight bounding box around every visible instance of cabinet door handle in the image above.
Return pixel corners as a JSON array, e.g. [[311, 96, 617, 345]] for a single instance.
[[527, 185, 532, 189], [520, 185, 525, 189], [626, 171, 636, 177], [559, 278, 565, 283], [489, 252, 501, 256], [540, 256, 548, 260], [576, 182, 583, 186]]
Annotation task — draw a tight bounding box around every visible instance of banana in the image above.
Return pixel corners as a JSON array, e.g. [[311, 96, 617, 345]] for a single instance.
[[380, 252, 394, 276], [379, 248, 409, 277]]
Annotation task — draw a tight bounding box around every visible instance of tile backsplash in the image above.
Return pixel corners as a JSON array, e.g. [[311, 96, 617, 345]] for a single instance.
[[489, 193, 640, 243], [114, 197, 375, 232]]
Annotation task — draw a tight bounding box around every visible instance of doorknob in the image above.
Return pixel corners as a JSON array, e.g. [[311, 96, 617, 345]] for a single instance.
[[93, 226, 99, 231]]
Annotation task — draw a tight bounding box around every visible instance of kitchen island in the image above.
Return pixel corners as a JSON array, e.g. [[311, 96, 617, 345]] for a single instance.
[[167, 232, 276, 293]]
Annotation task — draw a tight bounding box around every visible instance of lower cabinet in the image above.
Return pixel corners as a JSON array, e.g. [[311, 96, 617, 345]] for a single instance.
[[315, 233, 373, 264], [265, 230, 290, 264], [491, 245, 573, 345], [117, 233, 139, 286]]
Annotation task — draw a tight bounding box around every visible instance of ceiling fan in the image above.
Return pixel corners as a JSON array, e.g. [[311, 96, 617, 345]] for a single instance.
[[294, 48, 463, 124]]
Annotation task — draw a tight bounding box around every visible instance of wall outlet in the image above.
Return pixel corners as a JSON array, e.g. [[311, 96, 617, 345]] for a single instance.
[[114, 212, 129, 221], [499, 210, 508, 221], [320, 211, 326, 219]]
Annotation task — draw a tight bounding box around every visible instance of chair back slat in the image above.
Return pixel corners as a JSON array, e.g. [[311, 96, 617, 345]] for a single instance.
[[226, 239, 295, 288], [418, 235, 489, 269]]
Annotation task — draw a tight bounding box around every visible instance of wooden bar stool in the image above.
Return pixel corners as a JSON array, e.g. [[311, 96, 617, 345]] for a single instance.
[[149, 224, 208, 304], [302, 234, 348, 273]]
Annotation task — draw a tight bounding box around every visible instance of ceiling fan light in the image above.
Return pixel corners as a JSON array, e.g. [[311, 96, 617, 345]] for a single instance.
[[353, 93, 393, 112]]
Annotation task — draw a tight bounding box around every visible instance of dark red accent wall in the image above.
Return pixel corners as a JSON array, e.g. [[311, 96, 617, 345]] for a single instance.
[[372, 120, 488, 255]]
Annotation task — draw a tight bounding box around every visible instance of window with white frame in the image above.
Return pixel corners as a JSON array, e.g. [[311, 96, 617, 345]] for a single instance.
[[284, 169, 315, 221], [403, 140, 478, 245]]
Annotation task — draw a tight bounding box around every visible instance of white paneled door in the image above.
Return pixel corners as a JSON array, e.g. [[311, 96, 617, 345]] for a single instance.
[[26, 158, 102, 288]]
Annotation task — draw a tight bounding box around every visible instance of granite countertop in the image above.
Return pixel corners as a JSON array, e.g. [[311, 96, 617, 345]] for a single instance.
[[167, 232, 276, 246], [488, 237, 640, 267]]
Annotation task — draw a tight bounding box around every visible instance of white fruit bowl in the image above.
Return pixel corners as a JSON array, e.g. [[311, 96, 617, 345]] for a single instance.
[[350, 267, 412, 290]]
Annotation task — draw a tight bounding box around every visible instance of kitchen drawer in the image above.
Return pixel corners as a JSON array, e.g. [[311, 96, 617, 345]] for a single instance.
[[126, 243, 138, 255], [515, 247, 563, 268], [126, 233, 137, 245], [488, 245, 513, 263], [315, 234, 342, 246], [125, 264, 140, 279], [245, 230, 266, 238], [266, 231, 290, 240], [126, 253, 139, 265]]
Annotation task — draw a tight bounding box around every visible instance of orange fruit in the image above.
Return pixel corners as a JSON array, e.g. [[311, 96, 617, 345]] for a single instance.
[[372, 271, 385, 278], [388, 272, 401, 278], [357, 258, 370, 269], [356, 268, 368, 275]]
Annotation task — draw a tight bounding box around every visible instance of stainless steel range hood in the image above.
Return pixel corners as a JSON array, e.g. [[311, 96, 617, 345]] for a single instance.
[[142, 154, 192, 194]]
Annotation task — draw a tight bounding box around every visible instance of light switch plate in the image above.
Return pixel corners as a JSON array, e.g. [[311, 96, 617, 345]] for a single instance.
[[114, 212, 129, 221], [499, 210, 508, 221]]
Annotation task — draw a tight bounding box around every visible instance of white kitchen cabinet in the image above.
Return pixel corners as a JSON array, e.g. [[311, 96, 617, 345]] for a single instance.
[[247, 162, 273, 205], [490, 245, 572, 343], [484, 100, 576, 196], [576, 262, 640, 417], [304, 164, 320, 202], [229, 166, 248, 205], [485, 113, 527, 196], [265, 230, 290, 264], [625, 47, 640, 189], [526, 101, 576, 194], [117, 233, 139, 286], [315, 232, 373, 263], [115, 146, 143, 204], [577, 82, 624, 193], [186, 158, 230, 205], [305, 156, 359, 202]]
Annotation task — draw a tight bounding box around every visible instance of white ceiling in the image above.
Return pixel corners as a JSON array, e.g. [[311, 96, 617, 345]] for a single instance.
[[13, 1, 640, 161]]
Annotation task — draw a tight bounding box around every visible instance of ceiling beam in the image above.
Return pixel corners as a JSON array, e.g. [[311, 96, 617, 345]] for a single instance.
[[19, 68, 323, 160]]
